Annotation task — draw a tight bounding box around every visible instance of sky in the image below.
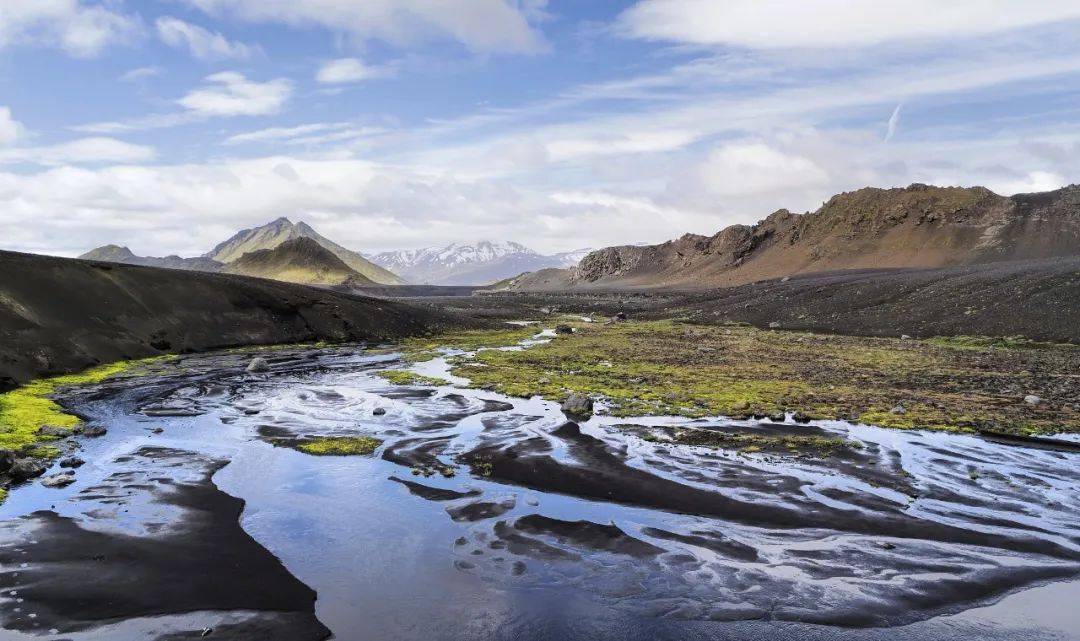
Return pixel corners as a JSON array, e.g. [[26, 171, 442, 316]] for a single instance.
[[2, 1, 1080, 258]]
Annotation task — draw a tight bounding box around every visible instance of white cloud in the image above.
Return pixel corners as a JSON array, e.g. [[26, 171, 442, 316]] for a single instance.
[[0, 137, 155, 166], [884, 104, 902, 142], [0, 107, 24, 147], [183, 0, 546, 53], [316, 58, 385, 84], [0, 0, 139, 57], [156, 16, 257, 61], [178, 72, 292, 116], [119, 66, 163, 82], [618, 1, 1080, 49], [696, 142, 830, 197], [224, 122, 387, 145]]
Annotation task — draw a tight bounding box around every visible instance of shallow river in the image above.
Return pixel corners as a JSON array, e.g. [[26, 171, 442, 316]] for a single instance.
[[0, 331, 1078, 640]]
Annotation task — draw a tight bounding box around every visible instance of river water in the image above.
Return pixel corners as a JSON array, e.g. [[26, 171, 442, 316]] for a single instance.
[[0, 331, 1077, 640]]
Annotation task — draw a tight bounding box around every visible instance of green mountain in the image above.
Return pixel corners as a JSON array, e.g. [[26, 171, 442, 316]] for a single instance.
[[207, 217, 405, 285]]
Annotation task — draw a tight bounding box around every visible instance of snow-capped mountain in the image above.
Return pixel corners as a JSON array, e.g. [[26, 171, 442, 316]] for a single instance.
[[369, 241, 593, 285]]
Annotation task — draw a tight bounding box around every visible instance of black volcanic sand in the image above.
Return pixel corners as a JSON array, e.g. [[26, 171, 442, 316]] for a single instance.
[[0, 447, 329, 639], [0, 249, 483, 389], [1, 341, 1077, 638], [414, 257, 1080, 343]]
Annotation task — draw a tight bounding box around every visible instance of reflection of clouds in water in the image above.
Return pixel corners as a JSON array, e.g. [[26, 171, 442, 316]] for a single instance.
[[7, 341, 1077, 636]]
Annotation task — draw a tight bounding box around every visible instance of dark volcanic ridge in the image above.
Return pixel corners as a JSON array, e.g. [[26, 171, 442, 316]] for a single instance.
[[509, 183, 1080, 290], [0, 249, 481, 389]]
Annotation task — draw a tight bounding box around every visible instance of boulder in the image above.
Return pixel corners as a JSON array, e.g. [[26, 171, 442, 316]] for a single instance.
[[614, 312, 628, 321], [9, 458, 46, 481], [40, 472, 76, 488], [372, 407, 387, 416], [81, 425, 108, 437], [561, 394, 594, 419], [1024, 394, 1042, 406], [768, 321, 781, 329], [59, 456, 85, 468], [0, 449, 15, 473], [890, 404, 907, 415], [246, 357, 270, 373], [554, 324, 574, 335]]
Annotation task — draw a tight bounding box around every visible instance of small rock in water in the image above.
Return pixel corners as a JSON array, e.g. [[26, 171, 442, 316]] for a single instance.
[[40, 473, 76, 488], [9, 458, 46, 481], [59, 457, 85, 468], [876, 541, 896, 550], [152, 427, 164, 434], [1024, 394, 1042, 406], [890, 405, 907, 415], [554, 324, 574, 335], [81, 425, 108, 437], [372, 407, 387, 416], [0, 449, 16, 473], [246, 357, 270, 373], [200, 628, 213, 637], [561, 393, 594, 419], [792, 412, 811, 424]]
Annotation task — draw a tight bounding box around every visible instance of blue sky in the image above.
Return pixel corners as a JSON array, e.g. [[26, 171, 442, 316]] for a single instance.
[[2, 1, 1080, 257]]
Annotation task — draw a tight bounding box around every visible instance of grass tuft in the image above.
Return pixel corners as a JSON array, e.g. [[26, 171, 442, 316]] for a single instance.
[[294, 436, 381, 456]]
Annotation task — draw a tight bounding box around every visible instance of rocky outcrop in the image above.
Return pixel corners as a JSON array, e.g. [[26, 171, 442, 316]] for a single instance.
[[516, 183, 1080, 290]]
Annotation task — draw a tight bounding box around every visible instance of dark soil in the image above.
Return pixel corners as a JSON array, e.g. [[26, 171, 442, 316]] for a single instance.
[[0, 446, 330, 638], [0, 250, 483, 390], [414, 257, 1080, 343]]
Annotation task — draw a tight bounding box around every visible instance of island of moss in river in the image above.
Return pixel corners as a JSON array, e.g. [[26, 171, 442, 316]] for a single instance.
[[445, 319, 1078, 436]]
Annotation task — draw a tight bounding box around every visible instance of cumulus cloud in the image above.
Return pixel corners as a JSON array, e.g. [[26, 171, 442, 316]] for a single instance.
[[0, 137, 155, 166], [695, 142, 830, 197], [617, 0, 1080, 49], [0, 0, 139, 57], [178, 72, 292, 117], [156, 16, 257, 61], [182, 0, 546, 53], [315, 58, 386, 84]]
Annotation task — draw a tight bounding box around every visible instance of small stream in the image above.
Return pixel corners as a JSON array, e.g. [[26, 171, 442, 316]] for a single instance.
[[0, 329, 1078, 640]]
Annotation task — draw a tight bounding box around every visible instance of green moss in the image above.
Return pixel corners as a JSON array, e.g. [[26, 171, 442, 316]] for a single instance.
[[0, 357, 166, 453], [294, 436, 381, 456], [927, 335, 1072, 351], [396, 326, 540, 363], [375, 370, 449, 386], [669, 428, 854, 456], [445, 321, 1079, 436]]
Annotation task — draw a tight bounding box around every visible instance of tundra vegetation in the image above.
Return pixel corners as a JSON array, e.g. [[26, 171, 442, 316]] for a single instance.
[[446, 319, 1078, 436]]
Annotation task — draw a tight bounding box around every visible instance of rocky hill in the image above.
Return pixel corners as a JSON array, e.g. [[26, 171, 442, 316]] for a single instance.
[[80, 217, 405, 287], [0, 250, 478, 389], [79, 245, 223, 272], [208, 217, 404, 285], [223, 237, 372, 287], [511, 184, 1080, 290]]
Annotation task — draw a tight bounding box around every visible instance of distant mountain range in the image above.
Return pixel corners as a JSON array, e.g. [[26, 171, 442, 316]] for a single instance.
[[368, 240, 592, 285], [506, 183, 1080, 291], [81, 217, 404, 287]]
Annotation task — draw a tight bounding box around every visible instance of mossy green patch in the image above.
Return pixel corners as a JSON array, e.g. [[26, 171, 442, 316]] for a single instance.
[[375, 370, 450, 386], [927, 335, 1072, 351], [293, 436, 381, 456], [447, 321, 1079, 436], [396, 326, 540, 363], [0, 357, 167, 454]]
